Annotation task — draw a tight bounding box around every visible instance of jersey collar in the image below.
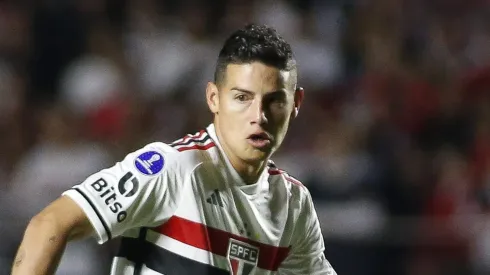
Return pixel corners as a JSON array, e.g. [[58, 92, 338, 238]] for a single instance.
[[206, 124, 269, 193]]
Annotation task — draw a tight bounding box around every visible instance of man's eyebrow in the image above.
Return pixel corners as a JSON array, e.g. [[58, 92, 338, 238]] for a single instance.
[[231, 87, 288, 95], [230, 87, 255, 94]]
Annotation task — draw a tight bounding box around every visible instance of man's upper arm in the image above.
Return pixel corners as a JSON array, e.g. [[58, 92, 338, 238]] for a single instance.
[[278, 188, 337, 275], [32, 195, 95, 241], [62, 142, 182, 244]]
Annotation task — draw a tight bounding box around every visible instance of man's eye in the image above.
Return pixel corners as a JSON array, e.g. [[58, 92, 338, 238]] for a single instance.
[[236, 94, 248, 101], [268, 95, 287, 106], [272, 97, 286, 103]]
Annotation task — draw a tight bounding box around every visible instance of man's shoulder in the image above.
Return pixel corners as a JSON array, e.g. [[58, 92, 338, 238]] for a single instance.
[[267, 160, 311, 200], [140, 129, 219, 172], [167, 129, 217, 153]]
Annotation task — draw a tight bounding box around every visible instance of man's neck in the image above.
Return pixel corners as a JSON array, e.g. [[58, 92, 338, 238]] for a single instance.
[[232, 157, 268, 185], [213, 124, 268, 185]]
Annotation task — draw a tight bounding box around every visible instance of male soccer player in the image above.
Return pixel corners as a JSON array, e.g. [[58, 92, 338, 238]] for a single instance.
[[12, 24, 336, 275]]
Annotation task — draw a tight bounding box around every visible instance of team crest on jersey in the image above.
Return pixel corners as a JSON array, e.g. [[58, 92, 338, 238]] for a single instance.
[[134, 151, 164, 175], [227, 238, 259, 275]]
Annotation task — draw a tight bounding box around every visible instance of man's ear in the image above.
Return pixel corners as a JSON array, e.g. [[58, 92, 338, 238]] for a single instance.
[[292, 87, 304, 118], [206, 82, 219, 114]]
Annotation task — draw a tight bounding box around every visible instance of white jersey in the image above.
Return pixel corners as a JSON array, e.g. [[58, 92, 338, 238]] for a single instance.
[[63, 124, 336, 275]]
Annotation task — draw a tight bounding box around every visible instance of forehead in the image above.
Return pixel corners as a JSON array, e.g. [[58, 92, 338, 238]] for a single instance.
[[223, 62, 295, 92]]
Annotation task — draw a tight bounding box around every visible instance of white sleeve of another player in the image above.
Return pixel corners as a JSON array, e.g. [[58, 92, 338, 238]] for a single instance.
[[278, 189, 337, 275], [62, 142, 182, 244]]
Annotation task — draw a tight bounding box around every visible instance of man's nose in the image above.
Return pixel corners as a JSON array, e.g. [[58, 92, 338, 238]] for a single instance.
[[249, 98, 268, 125]]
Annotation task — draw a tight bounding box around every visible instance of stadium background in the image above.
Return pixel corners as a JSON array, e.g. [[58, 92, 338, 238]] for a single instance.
[[1, 0, 490, 274]]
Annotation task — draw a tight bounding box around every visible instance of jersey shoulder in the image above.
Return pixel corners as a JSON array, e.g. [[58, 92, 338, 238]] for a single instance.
[[168, 129, 217, 153], [267, 160, 311, 201], [147, 129, 219, 173]]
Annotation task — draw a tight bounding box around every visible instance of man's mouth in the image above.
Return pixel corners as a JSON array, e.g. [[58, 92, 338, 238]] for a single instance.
[[247, 132, 272, 149]]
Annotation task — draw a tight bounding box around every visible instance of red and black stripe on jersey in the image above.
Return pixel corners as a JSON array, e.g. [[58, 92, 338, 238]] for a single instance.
[[117, 216, 291, 275], [170, 130, 216, 152], [267, 161, 304, 187]]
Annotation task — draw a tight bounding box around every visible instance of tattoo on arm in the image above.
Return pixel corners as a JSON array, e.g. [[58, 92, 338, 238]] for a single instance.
[[14, 249, 25, 267], [13, 236, 57, 269]]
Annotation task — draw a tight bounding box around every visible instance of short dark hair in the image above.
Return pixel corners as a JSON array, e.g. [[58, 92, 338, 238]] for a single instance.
[[214, 24, 297, 86]]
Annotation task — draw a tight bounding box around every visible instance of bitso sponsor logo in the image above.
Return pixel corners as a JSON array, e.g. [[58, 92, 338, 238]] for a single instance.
[[90, 173, 140, 223], [118, 171, 139, 197], [227, 238, 259, 275]]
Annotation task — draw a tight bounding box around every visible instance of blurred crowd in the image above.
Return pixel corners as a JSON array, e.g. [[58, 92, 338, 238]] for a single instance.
[[1, 0, 490, 274]]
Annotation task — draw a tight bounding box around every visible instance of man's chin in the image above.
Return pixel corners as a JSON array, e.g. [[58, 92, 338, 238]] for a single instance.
[[242, 149, 272, 163]]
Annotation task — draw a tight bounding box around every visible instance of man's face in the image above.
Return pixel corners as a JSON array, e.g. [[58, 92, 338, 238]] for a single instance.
[[206, 62, 303, 165]]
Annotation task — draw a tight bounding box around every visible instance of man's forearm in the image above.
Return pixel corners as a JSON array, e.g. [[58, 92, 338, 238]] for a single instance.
[[11, 215, 68, 275]]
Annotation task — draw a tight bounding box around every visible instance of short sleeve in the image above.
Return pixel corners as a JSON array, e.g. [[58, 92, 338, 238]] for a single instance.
[[63, 142, 182, 244], [278, 189, 337, 275]]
